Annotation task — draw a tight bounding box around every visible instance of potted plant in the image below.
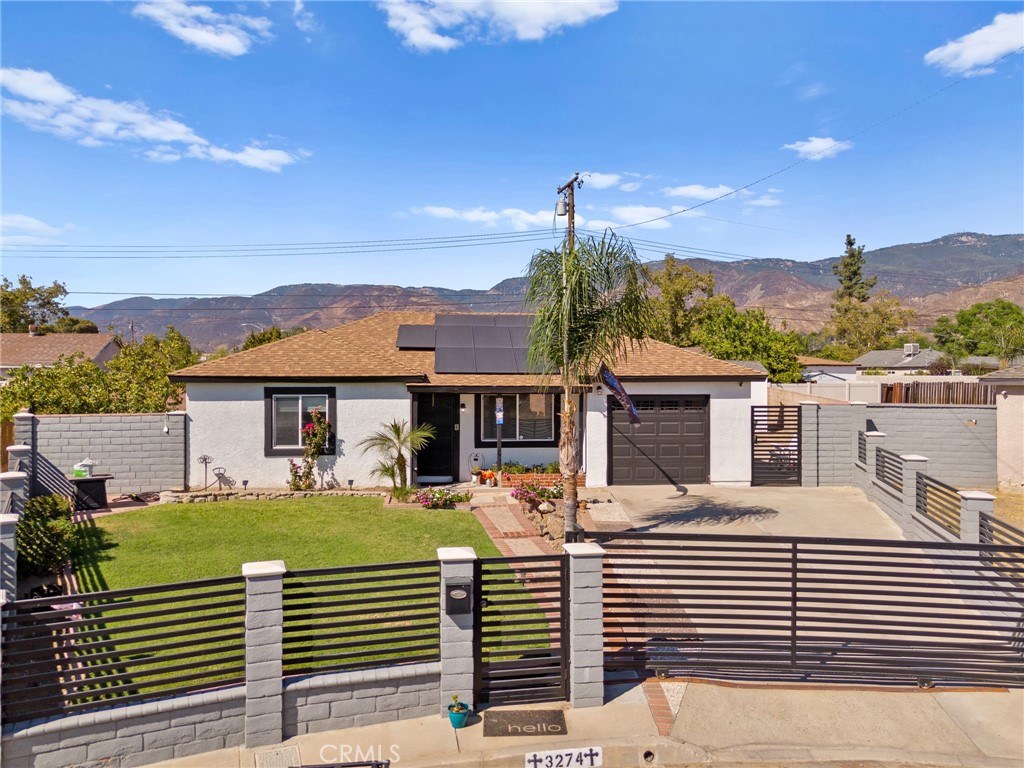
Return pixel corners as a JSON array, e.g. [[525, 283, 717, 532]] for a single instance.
[[448, 694, 470, 728]]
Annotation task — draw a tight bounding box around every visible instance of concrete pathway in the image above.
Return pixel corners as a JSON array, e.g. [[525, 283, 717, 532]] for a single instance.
[[469, 485, 557, 557], [151, 677, 1023, 768], [607, 484, 905, 540]]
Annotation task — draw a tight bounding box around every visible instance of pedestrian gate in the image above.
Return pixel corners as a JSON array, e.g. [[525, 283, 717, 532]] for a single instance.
[[751, 405, 801, 486], [474, 554, 569, 705]]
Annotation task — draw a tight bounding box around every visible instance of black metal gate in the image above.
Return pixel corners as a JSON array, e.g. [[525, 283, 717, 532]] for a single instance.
[[588, 530, 1024, 688], [752, 405, 801, 486], [474, 554, 569, 705]]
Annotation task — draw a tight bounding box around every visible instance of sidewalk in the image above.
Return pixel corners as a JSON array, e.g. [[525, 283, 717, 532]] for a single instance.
[[468, 485, 558, 557], [152, 676, 1023, 768]]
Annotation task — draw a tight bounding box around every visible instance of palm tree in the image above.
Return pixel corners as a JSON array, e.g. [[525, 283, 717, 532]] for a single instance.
[[525, 231, 654, 540], [358, 419, 436, 490]]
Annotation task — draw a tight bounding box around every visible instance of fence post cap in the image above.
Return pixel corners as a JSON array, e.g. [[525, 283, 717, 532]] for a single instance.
[[849, 401, 868, 405], [0, 471, 28, 482], [864, 431, 887, 437], [437, 546, 477, 562], [564, 542, 606, 557], [242, 560, 286, 577], [798, 401, 820, 406], [13, 409, 33, 418], [958, 491, 996, 501], [0, 513, 19, 526], [900, 454, 929, 462]]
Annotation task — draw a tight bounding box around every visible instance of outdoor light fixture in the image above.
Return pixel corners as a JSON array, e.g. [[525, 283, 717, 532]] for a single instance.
[[242, 480, 248, 490], [595, 385, 603, 395], [347, 479, 354, 489], [460, 402, 467, 413]]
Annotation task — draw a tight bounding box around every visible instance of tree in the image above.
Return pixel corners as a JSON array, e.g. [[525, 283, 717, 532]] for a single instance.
[[826, 291, 917, 357], [645, 256, 721, 347], [831, 235, 877, 303], [525, 232, 655, 538], [1, 275, 69, 332], [691, 300, 804, 383], [0, 353, 110, 423], [40, 316, 100, 334], [105, 326, 199, 411], [932, 299, 1024, 366], [242, 326, 283, 350], [358, 419, 437, 490]]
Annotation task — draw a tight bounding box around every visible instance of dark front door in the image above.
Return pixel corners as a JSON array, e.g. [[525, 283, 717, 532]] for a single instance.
[[414, 393, 459, 483], [610, 395, 709, 485]]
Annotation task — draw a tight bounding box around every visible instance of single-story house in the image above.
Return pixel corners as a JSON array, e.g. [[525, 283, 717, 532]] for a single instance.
[[982, 363, 1024, 487], [853, 346, 1000, 375], [798, 355, 857, 382], [171, 312, 768, 489], [0, 331, 121, 379]]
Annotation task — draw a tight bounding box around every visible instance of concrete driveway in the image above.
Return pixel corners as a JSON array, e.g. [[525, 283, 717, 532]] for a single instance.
[[604, 484, 905, 540]]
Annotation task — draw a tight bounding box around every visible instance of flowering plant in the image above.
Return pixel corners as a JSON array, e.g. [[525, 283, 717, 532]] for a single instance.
[[416, 487, 472, 509], [510, 481, 563, 507], [287, 408, 331, 490]]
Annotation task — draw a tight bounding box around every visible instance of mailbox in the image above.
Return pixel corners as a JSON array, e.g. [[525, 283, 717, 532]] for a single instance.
[[444, 580, 473, 615]]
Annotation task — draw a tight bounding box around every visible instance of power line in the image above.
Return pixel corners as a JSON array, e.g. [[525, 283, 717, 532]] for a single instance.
[[611, 45, 1024, 231]]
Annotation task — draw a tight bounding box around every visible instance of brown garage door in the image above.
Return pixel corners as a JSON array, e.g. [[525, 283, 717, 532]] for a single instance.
[[609, 395, 709, 485]]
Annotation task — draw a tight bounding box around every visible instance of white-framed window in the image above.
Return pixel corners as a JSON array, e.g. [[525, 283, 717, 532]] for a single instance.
[[272, 394, 328, 448], [479, 393, 556, 444]]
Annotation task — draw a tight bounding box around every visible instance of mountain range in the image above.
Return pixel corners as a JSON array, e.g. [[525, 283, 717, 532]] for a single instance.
[[73, 233, 1024, 350]]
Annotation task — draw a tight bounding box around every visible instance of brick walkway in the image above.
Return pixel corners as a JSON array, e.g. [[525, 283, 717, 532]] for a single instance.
[[470, 486, 557, 556]]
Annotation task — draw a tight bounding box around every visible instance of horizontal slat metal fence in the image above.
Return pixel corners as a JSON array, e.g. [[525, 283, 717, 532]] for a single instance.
[[857, 431, 867, 465], [587, 530, 1024, 688], [474, 555, 568, 705], [875, 447, 904, 491], [1, 577, 247, 724], [751, 406, 801, 487], [282, 561, 440, 677], [981, 513, 1024, 548], [916, 474, 961, 536]]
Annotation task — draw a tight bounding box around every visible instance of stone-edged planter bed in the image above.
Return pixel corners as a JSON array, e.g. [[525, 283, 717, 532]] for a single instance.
[[502, 473, 587, 488]]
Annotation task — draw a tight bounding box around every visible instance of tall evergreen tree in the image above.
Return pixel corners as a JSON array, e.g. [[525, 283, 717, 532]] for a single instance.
[[831, 235, 877, 303]]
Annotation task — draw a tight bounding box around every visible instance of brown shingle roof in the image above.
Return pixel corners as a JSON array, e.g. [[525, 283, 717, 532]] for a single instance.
[[981, 363, 1024, 381], [171, 311, 765, 383], [0, 333, 120, 368]]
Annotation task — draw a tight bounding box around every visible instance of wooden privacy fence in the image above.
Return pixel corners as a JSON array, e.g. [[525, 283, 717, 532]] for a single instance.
[[586, 530, 1024, 688], [882, 381, 996, 405]]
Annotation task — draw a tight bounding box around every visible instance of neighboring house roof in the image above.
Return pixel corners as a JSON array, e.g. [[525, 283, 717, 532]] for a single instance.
[[172, 311, 765, 384], [852, 348, 1001, 370], [727, 360, 769, 374], [981, 363, 1024, 382], [0, 332, 121, 369], [797, 355, 856, 368]]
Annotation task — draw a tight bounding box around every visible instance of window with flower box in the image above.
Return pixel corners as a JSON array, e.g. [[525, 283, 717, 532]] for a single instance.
[[263, 387, 336, 457]]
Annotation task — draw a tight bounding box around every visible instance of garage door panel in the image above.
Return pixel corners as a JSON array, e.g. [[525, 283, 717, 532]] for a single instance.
[[609, 395, 708, 485]]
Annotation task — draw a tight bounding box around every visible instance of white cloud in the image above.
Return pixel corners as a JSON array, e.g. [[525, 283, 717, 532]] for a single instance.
[[584, 171, 621, 189], [132, 0, 273, 57], [377, 0, 617, 52], [0, 213, 68, 235], [1, 68, 305, 173], [782, 136, 853, 160], [924, 12, 1024, 76], [584, 219, 621, 231], [747, 195, 782, 208], [293, 0, 317, 35], [412, 204, 568, 230], [609, 205, 673, 229], [797, 82, 828, 100], [661, 183, 735, 201], [619, 181, 641, 193]]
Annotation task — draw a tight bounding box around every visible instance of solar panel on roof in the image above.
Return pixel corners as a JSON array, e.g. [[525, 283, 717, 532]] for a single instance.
[[508, 325, 529, 347], [395, 324, 437, 349], [435, 346, 477, 373], [473, 325, 513, 348], [475, 347, 518, 373], [435, 325, 474, 347]]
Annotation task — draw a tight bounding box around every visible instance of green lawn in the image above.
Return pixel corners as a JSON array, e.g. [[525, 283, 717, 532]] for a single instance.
[[73, 496, 500, 591]]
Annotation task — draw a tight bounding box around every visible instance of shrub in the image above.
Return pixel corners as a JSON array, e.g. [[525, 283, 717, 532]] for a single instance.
[[416, 487, 472, 509], [510, 482, 563, 507], [391, 486, 416, 503], [18, 495, 77, 578], [287, 408, 332, 490]]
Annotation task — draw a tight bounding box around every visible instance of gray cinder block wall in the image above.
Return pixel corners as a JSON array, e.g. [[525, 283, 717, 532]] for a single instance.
[[804, 404, 996, 490], [14, 411, 186, 497]]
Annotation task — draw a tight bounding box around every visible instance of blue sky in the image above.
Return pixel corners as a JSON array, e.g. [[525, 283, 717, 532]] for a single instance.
[[2, 1, 1022, 305]]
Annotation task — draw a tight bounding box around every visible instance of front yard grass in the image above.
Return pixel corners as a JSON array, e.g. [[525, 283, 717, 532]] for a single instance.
[[73, 495, 500, 591]]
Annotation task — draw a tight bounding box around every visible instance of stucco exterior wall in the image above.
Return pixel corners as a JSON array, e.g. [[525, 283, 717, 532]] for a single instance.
[[454, 395, 562, 481], [185, 381, 412, 489], [584, 379, 765, 487], [995, 385, 1024, 487]]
